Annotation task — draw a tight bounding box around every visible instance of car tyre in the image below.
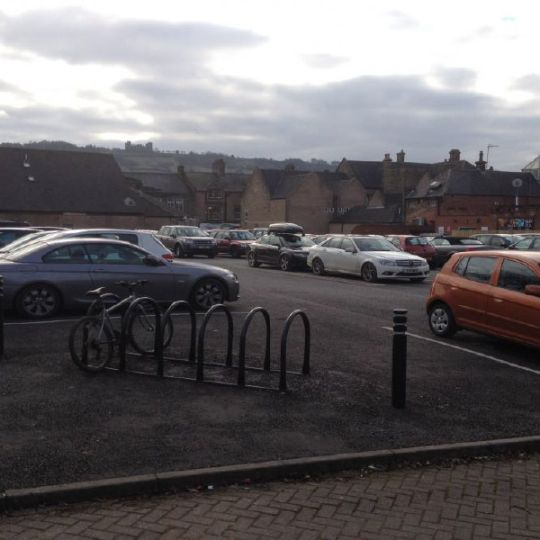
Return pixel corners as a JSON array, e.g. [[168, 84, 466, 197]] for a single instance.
[[428, 302, 457, 338], [279, 255, 291, 271], [361, 262, 378, 282], [174, 244, 184, 258], [247, 251, 260, 267], [231, 247, 241, 258], [207, 252, 216, 259], [190, 278, 225, 311], [16, 283, 62, 319], [311, 258, 325, 276]]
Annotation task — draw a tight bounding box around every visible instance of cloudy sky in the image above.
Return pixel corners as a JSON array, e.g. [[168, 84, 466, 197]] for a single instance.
[[0, 0, 539, 170]]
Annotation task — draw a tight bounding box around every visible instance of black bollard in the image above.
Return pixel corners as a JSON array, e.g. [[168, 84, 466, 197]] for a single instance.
[[392, 308, 408, 409], [0, 275, 4, 359]]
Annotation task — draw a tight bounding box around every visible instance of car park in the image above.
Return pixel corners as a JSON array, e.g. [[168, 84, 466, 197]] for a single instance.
[[213, 229, 256, 257], [426, 250, 540, 348], [0, 227, 43, 248], [0, 237, 239, 318], [470, 233, 522, 248], [247, 223, 314, 271], [308, 235, 430, 282], [2, 228, 174, 261], [386, 235, 436, 266], [156, 225, 217, 258], [507, 235, 540, 251], [429, 236, 491, 268]]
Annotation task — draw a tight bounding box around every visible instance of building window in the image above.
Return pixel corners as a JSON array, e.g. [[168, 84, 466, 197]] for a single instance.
[[233, 204, 241, 221], [166, 198, 184, 213]]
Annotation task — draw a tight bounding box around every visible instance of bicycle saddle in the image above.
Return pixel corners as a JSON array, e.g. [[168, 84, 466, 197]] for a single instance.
[[85, 287, 107, 297]]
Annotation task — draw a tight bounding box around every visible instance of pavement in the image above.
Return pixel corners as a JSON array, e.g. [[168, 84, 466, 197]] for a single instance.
[[1, 450, 539, 539]]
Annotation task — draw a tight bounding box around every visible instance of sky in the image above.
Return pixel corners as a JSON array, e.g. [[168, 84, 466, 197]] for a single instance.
[[0, 0, 539, 170]]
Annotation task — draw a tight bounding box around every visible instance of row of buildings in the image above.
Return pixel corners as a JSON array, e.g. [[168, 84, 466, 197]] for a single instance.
[[2, 145, 540, 234]]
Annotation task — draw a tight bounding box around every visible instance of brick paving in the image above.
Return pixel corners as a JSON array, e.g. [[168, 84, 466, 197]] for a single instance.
[[1, 453, 540, 539]]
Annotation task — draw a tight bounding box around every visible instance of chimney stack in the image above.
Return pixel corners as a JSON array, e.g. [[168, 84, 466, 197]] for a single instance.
[[396, 149, 405, 163], [475, 150, 486, 171], [449, 148, 461, 163], [383, 153, 392, 162], [212, 158, 225, 176]]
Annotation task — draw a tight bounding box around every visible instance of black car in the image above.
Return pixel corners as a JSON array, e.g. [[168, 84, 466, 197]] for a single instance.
[[247, 224, 314, 271], [429, 236, 491, 268]]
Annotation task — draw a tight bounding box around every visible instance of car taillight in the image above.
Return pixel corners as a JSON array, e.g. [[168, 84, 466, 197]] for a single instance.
[[162, 253, 174, 261]]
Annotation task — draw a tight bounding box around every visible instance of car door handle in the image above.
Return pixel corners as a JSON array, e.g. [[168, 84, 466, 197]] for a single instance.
[[493, 298, 504, 303], [92, 268, 107, 272]]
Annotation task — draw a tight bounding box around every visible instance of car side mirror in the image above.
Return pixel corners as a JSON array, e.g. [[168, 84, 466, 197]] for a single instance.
[[224, 235, 231, 240], [345, 248, 355, 253], [170, 233, 177, 238], [524, 284, 540, 297]]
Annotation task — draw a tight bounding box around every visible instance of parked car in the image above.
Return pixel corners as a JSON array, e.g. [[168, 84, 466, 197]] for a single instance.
[[426, 250, 540, 348], [156, 225, 217, 258], [247, 223, 314, 271], [386, 235, 437, 266], [0, 237, 239, 318], [429, 236, 491, 268], [308, 235, 430, 282], [251, 227, 268, 239], [0, 227, 42, 248], [470, 233, 522, 248], [213, 229, 256, 257], [507, 235, 540, 251], [0, 230, 59, 255], [2, 228, 174, 261]]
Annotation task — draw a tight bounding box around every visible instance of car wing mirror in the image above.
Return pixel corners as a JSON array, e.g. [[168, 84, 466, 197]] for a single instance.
[[524, 284, 540, 297], [345, 248, 355, 253]]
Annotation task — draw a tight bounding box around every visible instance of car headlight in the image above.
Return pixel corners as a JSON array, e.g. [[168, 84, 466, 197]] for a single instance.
[[379, 259, 397, 266]]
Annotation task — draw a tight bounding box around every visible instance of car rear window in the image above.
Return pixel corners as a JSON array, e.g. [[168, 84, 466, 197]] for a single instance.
[[405, 237, 429, 246]]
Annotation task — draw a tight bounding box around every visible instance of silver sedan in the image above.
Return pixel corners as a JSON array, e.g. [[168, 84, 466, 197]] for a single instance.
[[0, 237, 239, 318]]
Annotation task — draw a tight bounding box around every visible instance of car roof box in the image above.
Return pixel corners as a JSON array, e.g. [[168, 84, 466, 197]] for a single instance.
[[268, 222, 304, 235]]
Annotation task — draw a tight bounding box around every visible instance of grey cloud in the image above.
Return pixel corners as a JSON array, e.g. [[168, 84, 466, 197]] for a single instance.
[[0, 8, 266, 73], [433, 68, 477, 90], [301, 54, 349, 69], [513, 74, 540, 95], [2, 71, 539, 171]]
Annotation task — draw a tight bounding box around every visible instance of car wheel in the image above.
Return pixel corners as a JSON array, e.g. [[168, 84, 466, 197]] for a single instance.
[[248, 251, 260, 267], [311, 258, 325, 276], [207, 252, 216, 259], [361, 262, 378, 282], [174, 244, 184, 258], [428, 302, 457, 338], [279, 255, 291, 271], [16, 283, 62, 319], [231, 247, 241, 258], [190, 278, 225, 311]]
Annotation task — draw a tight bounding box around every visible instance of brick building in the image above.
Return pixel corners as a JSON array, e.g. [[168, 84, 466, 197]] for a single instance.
[[406, 152, 540, 233], [0, 147, 174, 228], [241, 166, 366, 234]]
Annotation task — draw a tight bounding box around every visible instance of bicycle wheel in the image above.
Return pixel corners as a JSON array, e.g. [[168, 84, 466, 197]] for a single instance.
[[69, 316, 114, 372], [127, 303, 174, 355]]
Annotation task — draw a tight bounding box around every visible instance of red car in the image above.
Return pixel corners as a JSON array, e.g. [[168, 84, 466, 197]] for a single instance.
[[387, 235, 436, 266], [213, 229, 256, 258]]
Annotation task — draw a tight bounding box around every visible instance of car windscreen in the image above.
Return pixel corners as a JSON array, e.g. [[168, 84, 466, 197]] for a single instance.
[[459, 239, 484, 245], [178, 228, 209, 237], [230, 231, 255, 240], [4, 241, 47, 260], [405, 237, 430, 246], [353, 238, 401, 251]]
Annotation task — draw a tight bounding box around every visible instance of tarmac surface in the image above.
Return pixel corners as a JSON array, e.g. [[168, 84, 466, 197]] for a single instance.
[[1, 452, 539, 539]]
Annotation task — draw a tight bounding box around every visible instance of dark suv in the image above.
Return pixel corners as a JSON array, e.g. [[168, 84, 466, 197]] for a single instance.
[[156, 225, 217, 258], [247, 223, 314, 271]]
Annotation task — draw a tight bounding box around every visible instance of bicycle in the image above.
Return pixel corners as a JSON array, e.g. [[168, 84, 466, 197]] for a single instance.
[[69, 280, 173, 372]]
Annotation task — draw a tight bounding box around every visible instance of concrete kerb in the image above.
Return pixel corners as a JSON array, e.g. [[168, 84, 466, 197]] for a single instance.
[[3, 434, 540, 512]]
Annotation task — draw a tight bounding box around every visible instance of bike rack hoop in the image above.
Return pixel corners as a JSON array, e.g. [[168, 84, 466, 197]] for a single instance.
[[163, 300, 197, 363], [279, 309, 311, 392], [238, 307, 271, 387]]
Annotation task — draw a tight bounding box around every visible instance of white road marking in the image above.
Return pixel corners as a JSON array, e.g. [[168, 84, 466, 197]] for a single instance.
[[382, 326, 540, 376]]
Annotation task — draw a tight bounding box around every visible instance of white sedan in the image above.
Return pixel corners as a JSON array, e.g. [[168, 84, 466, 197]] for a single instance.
[[307, 235, 430, 282]]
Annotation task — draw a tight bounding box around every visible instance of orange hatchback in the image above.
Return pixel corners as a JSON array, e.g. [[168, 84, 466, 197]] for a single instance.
[[426, 251, 540, 348]]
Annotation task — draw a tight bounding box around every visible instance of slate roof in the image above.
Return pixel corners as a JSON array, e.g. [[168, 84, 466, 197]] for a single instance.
[[408, 168, 540, 199], [342, 161, 384, 190], [124, 172, 191, 195], [0, 147, 172, 216], [332, 204, 403, 224], [186, 172, 248, 193]]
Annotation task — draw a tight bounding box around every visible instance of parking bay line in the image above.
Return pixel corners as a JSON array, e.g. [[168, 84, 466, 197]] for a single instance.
[[382, 326, 540, 376]]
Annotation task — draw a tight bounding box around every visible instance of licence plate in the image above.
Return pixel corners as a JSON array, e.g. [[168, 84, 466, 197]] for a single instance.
[[402, 268, 419, 273]]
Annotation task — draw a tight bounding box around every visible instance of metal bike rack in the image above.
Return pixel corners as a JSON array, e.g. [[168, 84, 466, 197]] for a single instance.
[[162, 300, 197, 363], [279, 309, 311, 392]]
